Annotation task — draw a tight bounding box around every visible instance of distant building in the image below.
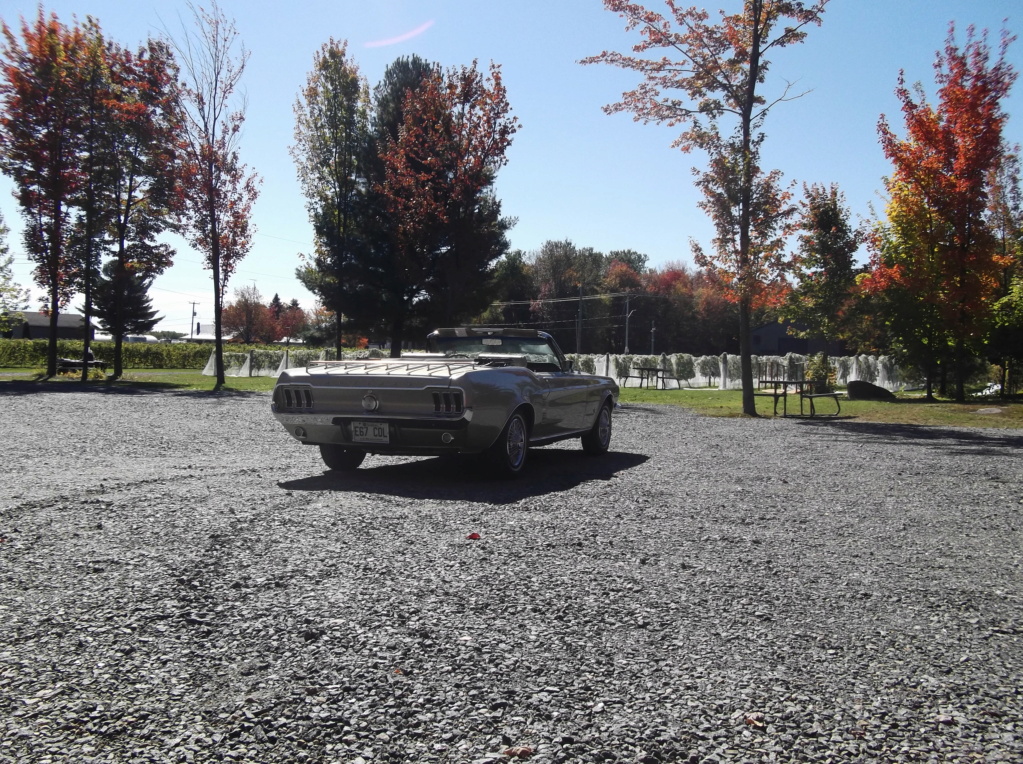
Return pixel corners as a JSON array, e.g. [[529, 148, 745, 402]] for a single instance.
[[4, 311, 95, 340], [94, 333, 159, 343], [752, 321, 843, 356]]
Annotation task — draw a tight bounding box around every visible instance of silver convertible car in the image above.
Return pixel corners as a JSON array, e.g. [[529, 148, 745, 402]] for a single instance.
[[271, 327, 619, 477]]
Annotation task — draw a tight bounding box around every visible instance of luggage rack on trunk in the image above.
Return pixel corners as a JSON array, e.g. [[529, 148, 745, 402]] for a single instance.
[[307, 359, 472, 377]]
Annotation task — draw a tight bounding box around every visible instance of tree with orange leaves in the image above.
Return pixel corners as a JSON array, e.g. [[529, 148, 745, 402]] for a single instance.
[[864, 25, 1016, 401], [583, 0, 827, 414], [690, 133, 797, 319]]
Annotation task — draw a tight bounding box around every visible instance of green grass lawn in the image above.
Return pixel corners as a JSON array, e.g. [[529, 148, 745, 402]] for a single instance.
[[0, 368, 278, 393], [2, 368, 1020, 429], [618, 386, 1023, 429]]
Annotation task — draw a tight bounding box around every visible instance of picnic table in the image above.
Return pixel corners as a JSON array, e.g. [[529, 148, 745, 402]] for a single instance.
[[755, 378, 841, 417], [56, 358, 108, 374], [633, 366, 668, 389]]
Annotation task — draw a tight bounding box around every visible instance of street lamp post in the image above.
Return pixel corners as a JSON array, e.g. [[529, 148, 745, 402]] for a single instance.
[[575, 282, 583, 354], [624, 295, 635, 354]]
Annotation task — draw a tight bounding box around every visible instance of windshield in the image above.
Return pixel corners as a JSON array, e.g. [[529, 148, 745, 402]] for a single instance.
[[431, 335, 563, 369]]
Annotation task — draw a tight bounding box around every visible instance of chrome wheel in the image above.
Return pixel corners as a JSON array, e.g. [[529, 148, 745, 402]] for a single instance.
[[582, 402, 612, 455], [488, 411, 528, 477]]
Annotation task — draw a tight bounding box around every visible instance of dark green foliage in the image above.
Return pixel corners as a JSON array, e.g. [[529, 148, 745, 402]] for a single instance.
[[785, 184, 860, 353], [91, 260, 162, 337], [0, 339, 208, 368], [292, 40, 372, 354], [294, 53, 516, 353]]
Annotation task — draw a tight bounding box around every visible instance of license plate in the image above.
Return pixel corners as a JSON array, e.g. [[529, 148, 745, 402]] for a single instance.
[[351, 421, 389, 444]]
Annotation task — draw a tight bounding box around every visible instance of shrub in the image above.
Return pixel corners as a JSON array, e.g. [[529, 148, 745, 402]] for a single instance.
[[672, 353, 695, 384], [835, 356, 853, 385], [725, 353, 741, 384], [284, 348, 326, 368], [612, 354, 634, 382], [696, 355, 719, 384], [783, 353, 807, 381], [635, 355, 658, 372], [0, 339, 366, 370], [855, 354, 878, 384], [568, 354, 596, 374], [806, 353, 836, 392]]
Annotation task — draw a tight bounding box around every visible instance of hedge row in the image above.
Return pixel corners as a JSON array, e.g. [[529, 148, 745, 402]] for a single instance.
[[0, 339, 287, 370]]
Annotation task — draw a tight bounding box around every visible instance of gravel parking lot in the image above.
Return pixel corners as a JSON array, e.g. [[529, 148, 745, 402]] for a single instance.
[[1, 386, 1022, 763]]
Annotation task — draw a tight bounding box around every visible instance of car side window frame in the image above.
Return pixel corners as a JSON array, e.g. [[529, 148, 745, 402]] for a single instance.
[[541, 335, 572, 373]]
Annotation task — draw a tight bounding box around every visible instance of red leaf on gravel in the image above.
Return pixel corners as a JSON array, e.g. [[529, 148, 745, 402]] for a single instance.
[[466, 532, 481, 540], [502, 747, 534, 758], [744, 712, 766, 728]]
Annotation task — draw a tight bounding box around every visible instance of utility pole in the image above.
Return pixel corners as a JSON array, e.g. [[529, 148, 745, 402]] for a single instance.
[[189, 302, 200, 340], [575, 282, 583, 354], [624, 296, 635, 354]]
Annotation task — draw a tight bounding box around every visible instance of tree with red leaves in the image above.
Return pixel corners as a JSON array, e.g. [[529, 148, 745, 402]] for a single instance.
[[0, 9, 88, 376], [222, 284, 275, 344], [173, 1, 260, 386], [864, 25, 1016, 401], [583, 0, 827, 414], [1, 12, 182, 379], [375, 59, 518, 353], [276, 299, 308, 344]]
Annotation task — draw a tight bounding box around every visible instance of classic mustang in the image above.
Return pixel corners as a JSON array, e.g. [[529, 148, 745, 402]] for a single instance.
[[271, 327, 619, 476]]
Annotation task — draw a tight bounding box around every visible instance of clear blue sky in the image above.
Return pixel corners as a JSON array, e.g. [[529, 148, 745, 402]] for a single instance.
[[2, 0, 1022, 335]]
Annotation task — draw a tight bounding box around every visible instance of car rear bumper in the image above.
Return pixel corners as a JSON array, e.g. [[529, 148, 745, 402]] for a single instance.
[[274, 411, 484, 454]]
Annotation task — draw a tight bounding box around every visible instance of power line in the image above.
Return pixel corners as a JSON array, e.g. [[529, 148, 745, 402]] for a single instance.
[[490, 291, 636, 307]]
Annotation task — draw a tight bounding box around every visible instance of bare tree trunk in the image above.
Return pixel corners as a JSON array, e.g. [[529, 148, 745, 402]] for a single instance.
[[739, 296, 756, 415], [46, 292, 59, 377], [113, 333, 124, 379], [213, 255, 225, 387], [953, 340, 967, 402], [80, 244, 95, 382], [389, 314, 404, 358]]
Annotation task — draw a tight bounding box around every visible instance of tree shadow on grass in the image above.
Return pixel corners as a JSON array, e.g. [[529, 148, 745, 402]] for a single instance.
[[276, 448, 649, 505], [795, 417, 1023, 456], [0, 379, 267, 398]]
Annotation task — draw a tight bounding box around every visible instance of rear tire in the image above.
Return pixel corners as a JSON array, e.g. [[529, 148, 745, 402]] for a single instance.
[[581, 401, 613, 455], [487, 411, 528, 477], [319, 445, 366, 471]]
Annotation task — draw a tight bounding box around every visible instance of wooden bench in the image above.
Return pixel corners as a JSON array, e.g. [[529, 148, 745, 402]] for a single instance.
[[619, 367, 666, 389], [634, 366, 667, 389], [754, 383, 789, 416], [56, 359, 108, 374], [800, 389, 842, 417], [755, 378, 842, 417]]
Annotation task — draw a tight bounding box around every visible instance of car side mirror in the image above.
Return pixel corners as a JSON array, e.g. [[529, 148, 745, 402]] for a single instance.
[[565, 359, 574, 373]]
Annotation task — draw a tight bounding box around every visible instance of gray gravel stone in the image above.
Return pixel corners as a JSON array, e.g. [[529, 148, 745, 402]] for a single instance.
[[1, 387, 1021, 763]]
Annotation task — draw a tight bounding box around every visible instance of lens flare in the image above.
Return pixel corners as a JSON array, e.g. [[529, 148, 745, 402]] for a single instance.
[[365, 20, 435, 48]]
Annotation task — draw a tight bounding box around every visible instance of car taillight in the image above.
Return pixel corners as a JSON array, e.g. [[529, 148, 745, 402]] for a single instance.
[[432, 391, 464, 414], [279, 387, 312, 409]]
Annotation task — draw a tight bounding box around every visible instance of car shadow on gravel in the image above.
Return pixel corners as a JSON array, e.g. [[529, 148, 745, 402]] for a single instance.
[[276, 449, 648, 504], [796, 418, 1023, 455]]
